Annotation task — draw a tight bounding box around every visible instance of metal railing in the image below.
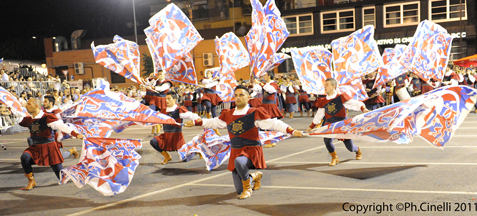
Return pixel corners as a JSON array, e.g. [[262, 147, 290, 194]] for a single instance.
[[0, 81, 61, 96]]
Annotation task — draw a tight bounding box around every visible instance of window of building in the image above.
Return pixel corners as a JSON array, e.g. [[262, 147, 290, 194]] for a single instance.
[[284, 14, 313, 36], [450, 41, 467, 61], [363, 6, 375, 27], [384, 2, 420, 27], [429, 0, 467, 22], [110, 70, 125, 83], [321, 9, 355, 33]]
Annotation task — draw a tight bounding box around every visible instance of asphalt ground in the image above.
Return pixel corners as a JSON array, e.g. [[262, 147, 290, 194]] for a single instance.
[[2, 111, 477, 216]]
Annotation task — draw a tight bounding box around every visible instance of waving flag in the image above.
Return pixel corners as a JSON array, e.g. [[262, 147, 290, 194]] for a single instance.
[[265, 53, 290, 71], [71, 80, 176, 125], [215, 32, 250, 75], [60, 138, 142, 196], [179, 129, 291, 170], [338, 78, 368, 101], [310, 86, 477, 147], [64, 118, 133, 138], [373, 44, 408, 89], [291, 47, 335, 94], [147, 3, 203, 73], [246, 0, 289, 78], [331, 25, 383, 84], [165, 52, 197, 85], [399, 20, 453, 82], [144, 31, 162, 76], [0, 87, 28, 117], [204, 67, 238, 103], [92, 35, 142, 84]]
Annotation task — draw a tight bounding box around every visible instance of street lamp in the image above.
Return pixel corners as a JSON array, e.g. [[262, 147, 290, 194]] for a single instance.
[[133, 0, 138, 43]]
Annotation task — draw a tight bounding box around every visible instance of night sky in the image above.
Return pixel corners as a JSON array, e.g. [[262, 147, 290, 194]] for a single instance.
[[0, 0, 156, 60]]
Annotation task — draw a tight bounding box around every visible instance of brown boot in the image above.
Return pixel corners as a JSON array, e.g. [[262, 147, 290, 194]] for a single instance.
[[300, 111, 303, 117], [24, 173, 36, 190], [213, 129, 221, 136], [329, 151, 339, 166], [198, 153, 203, 159], [151, 126, 155, 134], [160, 151, 172, 164], [289, 112, 293, 119], [238, 179, 253, 199], [262, 143, 273, 148], [206, 112, 211, 119], [250, 171, 263, 191], [68, 147, 79, 159], [307, 110, 311, 117], [356, 147, 362, 160]]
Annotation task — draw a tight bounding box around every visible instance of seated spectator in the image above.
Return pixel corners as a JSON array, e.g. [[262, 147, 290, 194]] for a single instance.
[[0, 105, 14, 126]]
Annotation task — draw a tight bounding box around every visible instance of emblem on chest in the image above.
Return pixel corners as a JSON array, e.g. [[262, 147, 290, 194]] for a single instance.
[[325, 102, 337, 114], [231, 120, 245, 134], [30, 122, 41, 134]]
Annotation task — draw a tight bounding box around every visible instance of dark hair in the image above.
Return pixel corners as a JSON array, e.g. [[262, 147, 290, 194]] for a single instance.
[[166, 91, 178, 100], [266, 71, 275, 80], [44, 95, 56, 105], [234, 85, 250, 94]]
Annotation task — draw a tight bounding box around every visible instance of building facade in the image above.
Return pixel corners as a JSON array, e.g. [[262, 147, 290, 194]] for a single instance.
[[44, 0, 475, 84], [278, 0, 475, 73]]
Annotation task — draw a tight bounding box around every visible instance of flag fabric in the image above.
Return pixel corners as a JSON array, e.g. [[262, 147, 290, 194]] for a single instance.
[[70, 80, 177, 125], [215, 32, 250, 75], [217, 73, 238, 103], [291, 47, 335, 95], [373, 44, 408, 89], [331, 26, 383, 84], [147, 3, 203, 73], [59, 138, 142, 196], [338, 78, 368, 101], [165, 52, 197, 85], [259, 130, 291, 145], [63, 118, 133, 138], [91, 35, 142, 85], [265, 53, 291, 71], [309, 86, 477, 148], [399, 20, 453, 82], [178, 129, 291, 171], [0, 58, 3, 64], [0, 87, 28, 117], [144, 30, 162, 76], [246, 0, 289, 78]]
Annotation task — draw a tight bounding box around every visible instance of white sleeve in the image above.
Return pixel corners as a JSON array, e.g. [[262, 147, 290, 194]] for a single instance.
[[179, 111, 200, 121], [201, 117, 227, 129], [312, 108, 325, 126], [250, 91, 257, 97], [155, 82, 171, 92], [255, 118, 290, 134], [288, 86, 294, 94], [263, 83, 276, 94], [459, 74, 464, 83], [469, 75, 476, 83], [204, 81, 219, 89], [343, 99, 365, 111], [47, 120, 74, 134], [376, 85, 383, 94], [450, 79, 459, 86]]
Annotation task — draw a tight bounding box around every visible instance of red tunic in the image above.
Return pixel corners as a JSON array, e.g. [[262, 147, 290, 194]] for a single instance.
[[47, 108, 64, 149], [259, 82, 284, 119], [394, 74, 409, 91], [217, 107, 270, 171], [363, 79, 385, 104], [202, 84, 223, 106], [248, 98, 262, 107], [298, 86, 310, 103], [285, 87, 297, 104], [183, 92, 193, 107], [19, 112, 64, 166], [153, 106, 188, 151], [314, 94, 352, 125], [150, 79, 172, 110]]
